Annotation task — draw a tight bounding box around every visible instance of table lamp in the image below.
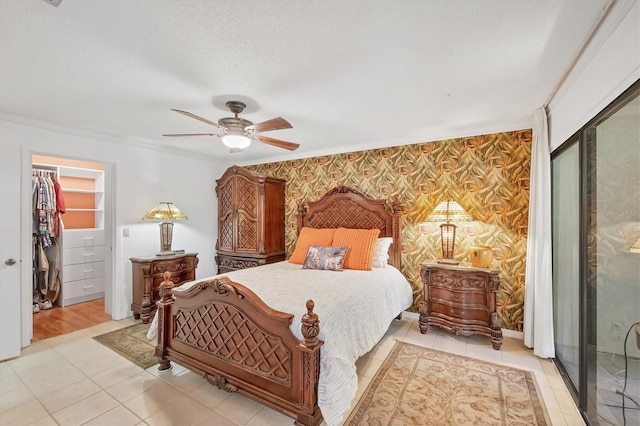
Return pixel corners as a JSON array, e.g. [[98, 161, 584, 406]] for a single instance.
[[425, 199, 472, 264], [143, 202, 188, 256]]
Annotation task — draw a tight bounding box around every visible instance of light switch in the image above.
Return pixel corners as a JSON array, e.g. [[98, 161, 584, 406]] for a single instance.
[[123, 228, 130, 237]]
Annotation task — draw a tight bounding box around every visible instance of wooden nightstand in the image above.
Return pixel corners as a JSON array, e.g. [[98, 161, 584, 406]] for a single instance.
[[130, 252, 198, 323], [419, 262, 502, 350]]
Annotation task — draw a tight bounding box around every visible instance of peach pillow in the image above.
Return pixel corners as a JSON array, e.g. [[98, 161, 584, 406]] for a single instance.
[[332, 228, 380, 270], [289, 227, 336, 264]]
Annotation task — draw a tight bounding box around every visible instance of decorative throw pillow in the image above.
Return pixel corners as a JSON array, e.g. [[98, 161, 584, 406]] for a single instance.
[[302, 246, 348, 271], [332, 228, 380, 270], [372, 237, 393, 268], [289, 227, 336, 264]]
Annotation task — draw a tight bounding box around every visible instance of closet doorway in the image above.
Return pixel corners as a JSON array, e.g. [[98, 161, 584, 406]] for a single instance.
[[31, 154, 113, 342]]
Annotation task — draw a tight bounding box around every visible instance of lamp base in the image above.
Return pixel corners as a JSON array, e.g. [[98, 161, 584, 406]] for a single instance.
[[437, 258, 459, 265], [156, 250, 176, 257]]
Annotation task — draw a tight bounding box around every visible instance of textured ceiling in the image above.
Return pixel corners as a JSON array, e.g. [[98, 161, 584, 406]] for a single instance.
[[0, 0, 614, 164]]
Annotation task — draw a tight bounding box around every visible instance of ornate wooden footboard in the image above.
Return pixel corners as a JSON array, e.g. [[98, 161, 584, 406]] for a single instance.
[[155, 271, 323, 426], [154, 186, 403, 426]]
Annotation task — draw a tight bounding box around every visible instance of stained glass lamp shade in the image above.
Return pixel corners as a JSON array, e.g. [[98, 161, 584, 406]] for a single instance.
[[425, 200, 472, 264], [143, 202, 188, 256]]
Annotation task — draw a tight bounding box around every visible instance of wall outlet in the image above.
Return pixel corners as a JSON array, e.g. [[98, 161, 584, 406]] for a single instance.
[[123, 228, 130, 237]]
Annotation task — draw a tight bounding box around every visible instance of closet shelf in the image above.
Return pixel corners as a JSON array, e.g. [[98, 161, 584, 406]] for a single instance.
[[66, 208, 101, 212], [62, 188, 104, 194]]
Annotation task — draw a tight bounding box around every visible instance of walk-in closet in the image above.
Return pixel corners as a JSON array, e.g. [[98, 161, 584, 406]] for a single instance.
[[31, 155, 112, 341]]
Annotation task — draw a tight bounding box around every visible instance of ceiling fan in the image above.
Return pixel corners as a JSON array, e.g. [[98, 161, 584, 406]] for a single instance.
[[163, 101, 299, 152]]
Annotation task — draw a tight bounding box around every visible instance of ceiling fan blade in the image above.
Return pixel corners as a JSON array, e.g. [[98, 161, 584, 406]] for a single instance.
[[163, 133, 219, 137], [253, 135, 300, 151], [171, 109, 224, 129], [245, 117, 292, 133]]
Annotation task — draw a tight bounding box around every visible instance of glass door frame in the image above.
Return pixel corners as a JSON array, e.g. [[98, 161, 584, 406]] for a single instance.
[[551, 79, 639, 425]]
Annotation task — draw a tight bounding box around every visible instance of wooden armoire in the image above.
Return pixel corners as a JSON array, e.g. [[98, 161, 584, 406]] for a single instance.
[[215, 165, 286, 274]]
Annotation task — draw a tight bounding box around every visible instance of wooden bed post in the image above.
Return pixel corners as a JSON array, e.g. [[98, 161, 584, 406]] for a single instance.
[[390, 197, 404, 270], [155, 271, 174, 371], [296, 203, 307, 235], [296, 300, 323, 426]]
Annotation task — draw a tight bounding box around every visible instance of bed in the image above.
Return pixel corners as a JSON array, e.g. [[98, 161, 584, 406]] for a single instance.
[[153, 186, 412, 426]]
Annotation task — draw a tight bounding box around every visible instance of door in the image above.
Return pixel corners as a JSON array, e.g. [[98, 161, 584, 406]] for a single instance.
[[217, 177, 235, 252], [0, 142, 22, 360], [235, 175, 259, 253]]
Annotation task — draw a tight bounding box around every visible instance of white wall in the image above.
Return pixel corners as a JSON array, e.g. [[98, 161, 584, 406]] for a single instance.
[[0, 117, 227, 347], [547, 0, 639, 151]]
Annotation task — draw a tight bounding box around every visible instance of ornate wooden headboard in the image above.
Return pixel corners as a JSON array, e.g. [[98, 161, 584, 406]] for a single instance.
[[296, 186, 403, 269]]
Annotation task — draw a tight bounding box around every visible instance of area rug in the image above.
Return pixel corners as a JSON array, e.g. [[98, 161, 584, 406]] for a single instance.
[[93, 322, 157, 369], [346, 341, 551, 425]]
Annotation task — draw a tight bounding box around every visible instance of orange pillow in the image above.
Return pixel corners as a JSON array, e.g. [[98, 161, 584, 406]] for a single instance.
[[332, 228, 380, 270], [289, 227, 336, 264]]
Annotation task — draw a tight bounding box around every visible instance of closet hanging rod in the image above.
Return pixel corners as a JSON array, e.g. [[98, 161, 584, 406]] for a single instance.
[[32, 168, 57, 178]]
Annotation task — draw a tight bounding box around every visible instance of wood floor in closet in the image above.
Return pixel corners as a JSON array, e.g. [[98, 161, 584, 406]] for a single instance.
[[32, 299, 112, 343]]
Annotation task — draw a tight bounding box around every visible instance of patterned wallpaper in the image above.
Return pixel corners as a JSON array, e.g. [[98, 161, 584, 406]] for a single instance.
[[247, 130, 532, 331]]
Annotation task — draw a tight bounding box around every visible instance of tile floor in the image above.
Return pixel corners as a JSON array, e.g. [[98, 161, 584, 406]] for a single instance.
[[0, 314, 585, 426]]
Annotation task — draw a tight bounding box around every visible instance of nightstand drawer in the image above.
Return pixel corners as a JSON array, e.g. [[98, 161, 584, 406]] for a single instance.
[[431, 287, 486, 306], [151, 258, 196, 275], [430, 270, 489, 291], [431, 302, 489, 323]]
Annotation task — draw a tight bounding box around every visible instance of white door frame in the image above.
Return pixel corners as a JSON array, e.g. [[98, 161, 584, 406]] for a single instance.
[[20, 148, 115, 348]]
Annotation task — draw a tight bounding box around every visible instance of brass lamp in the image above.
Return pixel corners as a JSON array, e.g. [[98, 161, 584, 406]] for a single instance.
[[425, 200, 472, 264], [143, 202, 188, 256]]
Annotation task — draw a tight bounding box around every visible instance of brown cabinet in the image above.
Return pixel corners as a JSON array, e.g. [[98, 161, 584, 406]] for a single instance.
[[215, 166, 286, 274], [130, 253, 198, 323], [419, 262, 502, 350]]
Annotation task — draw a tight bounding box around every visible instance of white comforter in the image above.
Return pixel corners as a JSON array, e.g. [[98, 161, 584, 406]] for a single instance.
[[150, 261, 413, 426]]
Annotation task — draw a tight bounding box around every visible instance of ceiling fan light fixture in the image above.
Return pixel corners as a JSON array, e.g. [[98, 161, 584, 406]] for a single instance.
[[221, 132, 251, 150]]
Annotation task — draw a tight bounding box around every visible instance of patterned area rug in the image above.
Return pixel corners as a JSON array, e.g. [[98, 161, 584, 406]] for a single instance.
[[93, 322, 157, 369], [346, 341, 551, 425]]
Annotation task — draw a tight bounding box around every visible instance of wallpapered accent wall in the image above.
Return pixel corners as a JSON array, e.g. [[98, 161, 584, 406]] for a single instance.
[[247, 130, 532, 331]]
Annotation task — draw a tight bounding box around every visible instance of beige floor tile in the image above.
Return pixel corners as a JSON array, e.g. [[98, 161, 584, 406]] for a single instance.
[[145, 397, 215, 426], [355, 375, 372, 400], [0, 385, 36, 413], [0, 399, 49, 426], [38, 378, 101, 413], [365, 337, 396, 361], [246, 406, 292, 426], [546, 408, 568, 425], [51, 391, 120, 426], [0, 373, 26, 395], [213, 393, 264, 425], [433, 333, 468, 356], [538, 385, 560, 411], [67, 348, 132, 377], [27, 414, 58, 425], [106, 371, 162, 404], [553, 388, 581, 416], [501, 350, 545, 372], [123, 382, 190, 420], [399, 324, 437, 348], [187, 382, 232, 411], [8, 348, 67, 374], [563, 413, 586, 425], [355, 355, 383, 379], [465, 342, 504, 364], [191, 410, 238, 426], [17, 341, 52, 358], [20, 363, 87, 398], [0, 361, 15, 379], [82, 405, 142, 426], [155, 368, 206, 394], [90, 363, 144, 389]]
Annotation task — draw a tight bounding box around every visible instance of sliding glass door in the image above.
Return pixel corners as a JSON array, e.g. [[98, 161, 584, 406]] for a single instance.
[[552, 80, 640, 426]]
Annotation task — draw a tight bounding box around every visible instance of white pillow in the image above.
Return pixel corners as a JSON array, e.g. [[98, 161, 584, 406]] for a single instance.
[[372, 237, 393, 268]]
